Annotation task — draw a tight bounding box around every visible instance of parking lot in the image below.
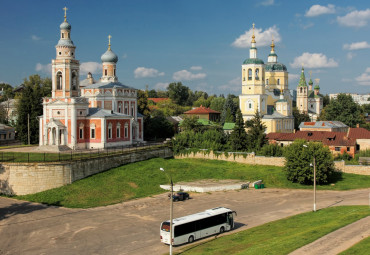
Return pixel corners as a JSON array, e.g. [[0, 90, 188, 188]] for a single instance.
[[1, 188, 369, 255]]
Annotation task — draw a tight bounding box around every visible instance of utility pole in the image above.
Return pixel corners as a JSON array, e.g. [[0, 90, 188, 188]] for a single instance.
[[28, 113, 30, 145]]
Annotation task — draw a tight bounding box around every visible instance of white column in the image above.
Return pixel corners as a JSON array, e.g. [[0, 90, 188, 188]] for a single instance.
[[71, 103, 77, 148], [63, 64, 66, 98], [52, 63, 55, 98], [39, 117, 43, 146], [101, 118, 106, 147]]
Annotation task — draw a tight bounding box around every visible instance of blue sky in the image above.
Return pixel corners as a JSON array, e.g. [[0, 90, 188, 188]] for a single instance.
[[1, 0, 370, 96]]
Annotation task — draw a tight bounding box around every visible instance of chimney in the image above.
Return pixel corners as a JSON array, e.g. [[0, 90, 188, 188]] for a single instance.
[[356, 123, 360, 128]]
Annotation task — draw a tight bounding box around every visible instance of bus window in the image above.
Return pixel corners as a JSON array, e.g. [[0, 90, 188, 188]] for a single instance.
[[161, 222, 170, 232]]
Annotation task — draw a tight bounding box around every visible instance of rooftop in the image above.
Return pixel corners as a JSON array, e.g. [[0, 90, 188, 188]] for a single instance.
[[184, 105, 221, 115]]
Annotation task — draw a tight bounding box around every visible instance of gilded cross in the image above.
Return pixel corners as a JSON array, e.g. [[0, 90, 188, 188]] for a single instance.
[[63, 7, 68, 21], [108, 35, 112, 50]]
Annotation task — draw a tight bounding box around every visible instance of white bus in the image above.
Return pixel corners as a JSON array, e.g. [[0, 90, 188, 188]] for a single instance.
[[160, 207, 236, 246]]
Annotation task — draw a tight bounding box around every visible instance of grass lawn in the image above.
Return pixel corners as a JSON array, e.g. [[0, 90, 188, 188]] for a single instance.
[[339, 236, 370, 255], [15, 158, 370, 208], [176, 206, 370, 255]]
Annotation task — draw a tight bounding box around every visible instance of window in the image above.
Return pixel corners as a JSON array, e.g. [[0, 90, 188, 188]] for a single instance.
[[114, 69, 116, 76], [105, 69, 107, 76], [56, 72, 63, 90], [347, 147, 350, 152], [248, 69, 252, 80], [62, 33, 64, 38], [90, 124, 96, 139], [243, 69, 245, 81], [72, 72, 77, 90], [311, 104, 313, 108], [118, 103, 122, 113], [117, 123, 121, 138], [108, 123, 112, 139], [255, 68, 259, 80], [335, 147, 340, 151], [246, 100, 253, 111], [79, 127, 83, 139], [266, 79, 269, 85], [59, 52, 62, 56], [124, 103, 128, 114], [277, 79, 280, 85], [124, 123, 128, 138], [131, 104, 135, 116]]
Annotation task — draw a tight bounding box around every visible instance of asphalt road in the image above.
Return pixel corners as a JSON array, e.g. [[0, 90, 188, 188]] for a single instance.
[[1, 188, 369, 255]]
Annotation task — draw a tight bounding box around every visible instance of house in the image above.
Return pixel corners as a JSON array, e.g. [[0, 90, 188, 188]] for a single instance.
[[184, 105, 221, 122], [299, 121, 349, 133], [0, 99, 18, 124], [0, 124, 15, 142]]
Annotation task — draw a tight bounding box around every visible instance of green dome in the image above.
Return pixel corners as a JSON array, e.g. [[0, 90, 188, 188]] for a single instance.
[[265, 62, 287, 71], [314, 85, 320, 90], [308, 79, 313, 85], [243, 58, 264, 65]]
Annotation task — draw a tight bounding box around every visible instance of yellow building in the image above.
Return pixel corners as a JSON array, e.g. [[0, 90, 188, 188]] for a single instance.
[[239, 24, 294, 133]]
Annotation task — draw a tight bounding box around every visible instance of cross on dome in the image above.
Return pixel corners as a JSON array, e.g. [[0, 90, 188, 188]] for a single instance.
[[63, 7, 68, 21], [108, 35, 112, 50], [251, 23, 256, 43]]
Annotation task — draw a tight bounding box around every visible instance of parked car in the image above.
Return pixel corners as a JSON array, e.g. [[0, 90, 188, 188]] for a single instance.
[[171, 192, 190, 201]]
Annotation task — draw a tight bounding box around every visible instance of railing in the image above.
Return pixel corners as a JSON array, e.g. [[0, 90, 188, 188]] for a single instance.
[[0, 142, 171, 163]]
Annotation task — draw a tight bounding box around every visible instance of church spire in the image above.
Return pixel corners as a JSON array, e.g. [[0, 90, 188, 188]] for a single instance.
[[267, 36, 277, 63], [249, 23, 257, 59], [298, 66, 307, 87]]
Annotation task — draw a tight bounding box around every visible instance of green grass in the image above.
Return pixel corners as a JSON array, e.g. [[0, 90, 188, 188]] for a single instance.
[[176, 206, 370, 255], [14, 158, 370, 208], [339, 236, 370, 255]]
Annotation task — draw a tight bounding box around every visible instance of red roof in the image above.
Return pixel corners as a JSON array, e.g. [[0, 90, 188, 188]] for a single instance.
[[304, 122, 315, 126], [148, 98, 169, 103], [184, 105, 221, 114], [347, 127, 370, 139], [267, 131, 356, 146]]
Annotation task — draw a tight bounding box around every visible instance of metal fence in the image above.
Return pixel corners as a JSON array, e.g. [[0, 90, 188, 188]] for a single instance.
[[0, 142, 171, 163]]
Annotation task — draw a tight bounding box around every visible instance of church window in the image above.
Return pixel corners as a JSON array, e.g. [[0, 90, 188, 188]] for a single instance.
[[114, 69, 116, 76], [72, 72, 77, 90], [90, 124, 96, 139], [248, 69, 252, 80], [56, 72, 63, 90], [124, 123, 128, 138], [243, 69, 246, 81], [79, 126, 83, 139], [59, 52, 62, 56], [246, 100, 253, 111], [108, 123, 112, 139], [277, 79, 280, 85], [105, 69, 107, 76], [300, 87, 303, 93], [71, 52, 74, 56], [62, 33, 64, 38], [266, 79, 269, 85], [118, 103, 122, 113], [255, 69, 259, 80], [311, 104, 313, 108], [131, 103, 135, 116], [124, 102, 128, 114], [117, 123, 121, 138]]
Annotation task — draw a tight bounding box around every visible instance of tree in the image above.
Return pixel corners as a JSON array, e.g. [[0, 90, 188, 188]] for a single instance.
[[144, 116, 174, 141], [293, 107, 310, 130], [180, 116, 203, 132], [322, 94, 330, 107], [147, 89, 157, 98], [228, 109, 248, 151], [137, 90, 151, 117], [320, 94, 364, 127], [284, 140, 335, 184], [16, 75, 51, 144], [168, 82, 189, 106], [245, 110, 267, 152], [0, 83, 14, 102], [221, 94, 237, 124], [209, 97, 226, 113]]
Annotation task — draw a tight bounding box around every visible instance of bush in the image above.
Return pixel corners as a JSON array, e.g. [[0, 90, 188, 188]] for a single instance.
[[258, 144, 285, 157], [284, 140, 335, 185]]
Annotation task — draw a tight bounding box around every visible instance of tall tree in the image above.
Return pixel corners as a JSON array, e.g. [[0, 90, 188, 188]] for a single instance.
[[284, 140, 335, 184], [168, 82, 189, 106], [221, 94, 237, 124], [137, 90, 151, 117], [16, 75, 51, 144], [228, 109, 248, 151], [209, 97, 226, 112], [245, 110, 267, 152], [293, 107, 310, 130], [320, 93, 364, 127]]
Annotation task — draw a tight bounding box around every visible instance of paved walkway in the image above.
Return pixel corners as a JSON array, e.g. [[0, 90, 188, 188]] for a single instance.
[[290, 216, 370, 255]]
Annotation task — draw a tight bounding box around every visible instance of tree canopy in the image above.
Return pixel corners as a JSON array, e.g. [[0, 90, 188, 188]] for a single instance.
[[228, 109, 248, 151], [246, 110, 267, 152], [293, 107, 310, 130], [168, 82, 189, 106], [320, 94, 364, 127]]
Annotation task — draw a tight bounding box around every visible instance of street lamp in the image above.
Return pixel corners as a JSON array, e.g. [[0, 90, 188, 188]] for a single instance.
[[303, 144, 316, 212], [160, 167, 173, 255]]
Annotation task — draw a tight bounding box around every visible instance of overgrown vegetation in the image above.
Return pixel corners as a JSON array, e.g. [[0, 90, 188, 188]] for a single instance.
[[15, 158, 370, 208], [177, 206, 370, 255]]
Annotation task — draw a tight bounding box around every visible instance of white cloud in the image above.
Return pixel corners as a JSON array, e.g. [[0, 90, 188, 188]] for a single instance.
[[154, 82, 169, 90], [343, 41, 370, 50], [134, 67, 164, 78], [290, 52, 338, 68], [337, 9, 370, 27], [31, 35, 41, 41], [356, 68, 370, 85], [190, 66, 202, 71], [80, 62, 102, 75], [218, 77, 241, 93], [35, 63, 52, 74], [347, 52, 356, 60], [232, 25, 281, 48], [173, 70, 206, 81], [259, 0, 274, 6], [305, 4, 336, 17]]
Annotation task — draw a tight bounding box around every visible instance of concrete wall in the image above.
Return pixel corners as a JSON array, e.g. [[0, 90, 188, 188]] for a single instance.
[[334, 160, 370, 176], [0, 146, 172, 195]]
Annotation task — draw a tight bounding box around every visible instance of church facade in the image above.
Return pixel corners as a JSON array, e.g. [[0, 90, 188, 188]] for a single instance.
[[39, 9, 143, 150], [239, 24, 294, 133]]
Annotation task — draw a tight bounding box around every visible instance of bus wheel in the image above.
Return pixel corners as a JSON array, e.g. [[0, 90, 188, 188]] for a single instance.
[[188, 236, 194, 243], [220, 227, 225, 233]]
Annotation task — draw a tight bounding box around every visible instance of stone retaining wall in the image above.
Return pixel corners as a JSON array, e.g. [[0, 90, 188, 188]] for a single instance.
[[334, 161, 370, 176], [0, 146, 172, 195]]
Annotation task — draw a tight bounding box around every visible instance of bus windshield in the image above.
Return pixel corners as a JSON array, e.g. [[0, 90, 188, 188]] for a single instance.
[[161, 222, 170, 232]]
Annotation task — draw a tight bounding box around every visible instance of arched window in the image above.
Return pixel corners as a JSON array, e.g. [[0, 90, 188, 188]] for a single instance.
[[118, 103, 122, 113], [124, 102, 128, 115], [255, 68, 259, 80], [124, 123, 128, 138], [104, 69, 107, 76], [62, 33, 64, 38], [90, 124, 96, 139], [56, 72, 63, 90], [114, 69, 116, 76], [277, 79, 280, 85], [117, 123, 121, 138], [108, 123, 112, 139], [243, 69, 246, 81], [246, 100, 254, 111], [131, 103, 135, 116], [300, 87, 303, 93], [72, 72, 77, 90], [79, 123, 84, 139], [248, 69, 252, 80], [266, 79, 269, 85]]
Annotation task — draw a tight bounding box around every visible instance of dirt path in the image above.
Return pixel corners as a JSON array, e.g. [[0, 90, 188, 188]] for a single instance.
[[290, 216, 370, 255]]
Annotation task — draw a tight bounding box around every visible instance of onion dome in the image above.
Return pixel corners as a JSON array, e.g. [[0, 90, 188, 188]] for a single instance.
[[314, 84, 320, 90], [308, 79, 313, 85], [298, 67, 307, 87], [243, 58, 264, 65], [101, 35, 118, 63], [60, 21, 71, 30], [265, 62, 287, 71]]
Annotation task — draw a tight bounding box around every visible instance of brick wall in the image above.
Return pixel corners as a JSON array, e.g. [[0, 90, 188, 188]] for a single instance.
[[0, 146, 172, 195]]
